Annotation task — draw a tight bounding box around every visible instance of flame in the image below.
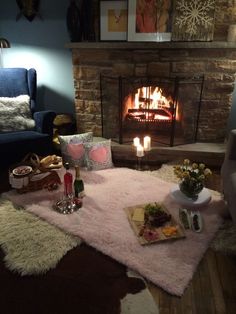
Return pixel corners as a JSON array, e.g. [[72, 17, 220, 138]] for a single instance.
[[134, 87, 170, 110], [124, 85, 180, 122], [154, 114, 170, 120]]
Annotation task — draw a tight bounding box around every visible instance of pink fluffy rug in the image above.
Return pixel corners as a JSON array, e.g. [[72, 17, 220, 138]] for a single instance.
[[3, 167, 224, 296]]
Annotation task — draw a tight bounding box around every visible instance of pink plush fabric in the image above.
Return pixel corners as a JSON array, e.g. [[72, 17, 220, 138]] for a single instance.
[[3, 168, 224, 296]]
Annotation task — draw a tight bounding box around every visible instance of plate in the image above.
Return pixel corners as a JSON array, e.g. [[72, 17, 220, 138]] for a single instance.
[[170, 184, 211, 208], [12, 165, 33, 177], [53, 197, 82, 214]]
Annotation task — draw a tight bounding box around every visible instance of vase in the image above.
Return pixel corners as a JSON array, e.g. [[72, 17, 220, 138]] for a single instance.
[[179, 179, 204, 200], [66, 0, 82, 42], [81, 0, 95, 41]]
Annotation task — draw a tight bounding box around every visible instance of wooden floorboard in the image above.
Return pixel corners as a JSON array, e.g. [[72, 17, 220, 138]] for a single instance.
[[148, 249, 236, 314], [216, 253, 236, 314]]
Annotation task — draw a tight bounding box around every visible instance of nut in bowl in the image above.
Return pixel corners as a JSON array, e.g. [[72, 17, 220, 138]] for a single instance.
[[12, 165, 32, 177]]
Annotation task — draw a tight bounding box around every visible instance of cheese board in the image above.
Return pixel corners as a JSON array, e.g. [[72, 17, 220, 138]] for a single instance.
[[124, 202, 186, 245]]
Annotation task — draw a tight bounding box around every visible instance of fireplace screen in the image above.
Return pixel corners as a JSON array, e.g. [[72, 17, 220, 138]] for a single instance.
[[100, 75, 204, 146]]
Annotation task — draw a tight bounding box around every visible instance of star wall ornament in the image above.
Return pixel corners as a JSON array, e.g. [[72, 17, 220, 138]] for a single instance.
[[171, 0, 216, 41], [16, 0, 42, 22]]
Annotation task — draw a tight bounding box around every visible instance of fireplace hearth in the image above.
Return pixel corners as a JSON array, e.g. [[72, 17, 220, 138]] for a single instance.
[[101, 75, 204, 146]]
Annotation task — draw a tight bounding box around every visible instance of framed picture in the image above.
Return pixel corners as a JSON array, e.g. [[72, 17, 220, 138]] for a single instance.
[[128, 0, 173, 42], [171, 0, 216, 41], [100, 1, 128, 41]]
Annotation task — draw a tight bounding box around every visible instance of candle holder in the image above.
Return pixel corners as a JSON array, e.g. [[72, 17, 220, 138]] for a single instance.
[[143, 149, 151, 170], [136, 156, 143, 171]]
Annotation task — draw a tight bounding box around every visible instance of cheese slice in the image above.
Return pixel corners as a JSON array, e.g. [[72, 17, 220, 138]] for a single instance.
[[132, 207, 144, 222]]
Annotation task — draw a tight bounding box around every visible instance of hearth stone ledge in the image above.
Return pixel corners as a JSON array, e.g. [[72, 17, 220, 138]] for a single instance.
[[65, 41, 236, 50]]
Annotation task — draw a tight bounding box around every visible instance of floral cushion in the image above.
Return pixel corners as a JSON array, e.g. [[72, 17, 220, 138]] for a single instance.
[[84, 139, 113, 171], [58, 132, 93, 167]]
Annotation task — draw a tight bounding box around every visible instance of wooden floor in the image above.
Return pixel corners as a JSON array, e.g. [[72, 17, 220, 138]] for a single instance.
[[148, 250, 236, 314], [146, 172, 236, 314]]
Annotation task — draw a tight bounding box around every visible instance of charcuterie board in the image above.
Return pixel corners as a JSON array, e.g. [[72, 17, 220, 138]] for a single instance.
[[124, 202, 185, 245]]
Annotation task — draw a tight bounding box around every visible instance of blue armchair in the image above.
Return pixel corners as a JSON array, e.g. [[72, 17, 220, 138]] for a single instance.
[[0, 68, 56, 169]]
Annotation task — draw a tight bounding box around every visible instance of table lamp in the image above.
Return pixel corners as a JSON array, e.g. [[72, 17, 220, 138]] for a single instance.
[[0, 38, 10, 67]]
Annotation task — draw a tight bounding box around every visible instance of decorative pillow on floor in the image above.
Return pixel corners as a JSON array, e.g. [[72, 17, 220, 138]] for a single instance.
[[58, 132, 93, 167], [0, 95, 35, 132], [84, 139, 113, 170]]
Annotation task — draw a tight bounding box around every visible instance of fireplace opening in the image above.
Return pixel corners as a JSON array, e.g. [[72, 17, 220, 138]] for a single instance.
[[125, 86, 174, 123], [100, 75, 204, 146]]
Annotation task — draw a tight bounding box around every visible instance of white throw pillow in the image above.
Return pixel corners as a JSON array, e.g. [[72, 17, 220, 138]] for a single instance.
[[58, 132, 93, 167], [84, 139, 114, 171], [0, 95, 35, 132]]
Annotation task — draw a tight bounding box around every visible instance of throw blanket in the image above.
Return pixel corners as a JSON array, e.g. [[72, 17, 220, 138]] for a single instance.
[[3, 167, 225, 296]]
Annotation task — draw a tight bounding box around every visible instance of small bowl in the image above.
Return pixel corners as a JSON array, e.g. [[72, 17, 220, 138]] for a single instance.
[[12, 165, 33, 177]]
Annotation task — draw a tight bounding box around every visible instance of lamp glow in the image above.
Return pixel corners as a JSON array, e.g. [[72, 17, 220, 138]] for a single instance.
[[0, 38, 10, 68]]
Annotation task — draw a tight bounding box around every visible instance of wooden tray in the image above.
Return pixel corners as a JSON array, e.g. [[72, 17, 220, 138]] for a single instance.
[[124, 203, 185, 245]]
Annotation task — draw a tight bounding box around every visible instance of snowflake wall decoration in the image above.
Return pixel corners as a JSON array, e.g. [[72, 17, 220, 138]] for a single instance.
[[172, 0, 216, 41]]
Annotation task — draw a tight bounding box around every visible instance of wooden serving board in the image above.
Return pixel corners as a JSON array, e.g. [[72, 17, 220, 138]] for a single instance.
[[124, 203, 185, 245]]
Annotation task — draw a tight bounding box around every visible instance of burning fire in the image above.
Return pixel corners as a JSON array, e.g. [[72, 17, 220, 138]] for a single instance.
[[126, 86, 176, 122], [134, 86, 170, 110]]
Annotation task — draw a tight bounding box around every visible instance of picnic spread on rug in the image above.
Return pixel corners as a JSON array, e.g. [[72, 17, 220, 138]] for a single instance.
[[2, 165, 225, 297]]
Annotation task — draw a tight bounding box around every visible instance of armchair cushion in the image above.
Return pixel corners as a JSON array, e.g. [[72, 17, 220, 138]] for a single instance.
[[0, 68, 36, 111], [0, 95, 35, 132]]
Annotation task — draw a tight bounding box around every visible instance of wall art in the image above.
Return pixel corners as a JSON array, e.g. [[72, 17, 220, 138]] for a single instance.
[[128, 0, 173, 42], [171, 0, 216, 41], [16, 0, 42, 22], [100, 1, 128, 41]]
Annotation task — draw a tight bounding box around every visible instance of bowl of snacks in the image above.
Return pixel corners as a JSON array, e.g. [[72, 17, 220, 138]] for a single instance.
[[12, 165, 33, 177]]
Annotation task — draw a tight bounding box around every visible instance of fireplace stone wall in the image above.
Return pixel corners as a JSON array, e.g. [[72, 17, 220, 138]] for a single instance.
[[68, 0, 236, 143]]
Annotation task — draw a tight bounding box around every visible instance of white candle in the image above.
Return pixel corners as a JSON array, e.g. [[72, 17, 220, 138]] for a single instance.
[[144, 136, 151, 151], [136, 144, 144, 157], [133, 137, 140, 147]]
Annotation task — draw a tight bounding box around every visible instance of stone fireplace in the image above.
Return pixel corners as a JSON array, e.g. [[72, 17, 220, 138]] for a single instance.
[[66, 0, 236, 145], [100, 74, 204, 146]]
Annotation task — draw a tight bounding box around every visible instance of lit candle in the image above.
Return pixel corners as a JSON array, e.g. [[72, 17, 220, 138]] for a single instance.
[[133, 137, 140, 147], [144, 136, 151, 151], [136, 144, 144, 157]]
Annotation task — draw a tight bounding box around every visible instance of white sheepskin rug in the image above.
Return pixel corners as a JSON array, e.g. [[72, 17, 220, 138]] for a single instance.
[[0, 199, 81, 275]]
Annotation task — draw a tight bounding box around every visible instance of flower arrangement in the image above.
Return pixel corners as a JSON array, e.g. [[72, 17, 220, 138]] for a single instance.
[[174, 159, 212, 199]]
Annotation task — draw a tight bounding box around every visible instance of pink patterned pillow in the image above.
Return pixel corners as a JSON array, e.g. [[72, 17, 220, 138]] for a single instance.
[[58, 132, 93, 166], [84, 140, 113, 170], [67, 143, 84, 160]]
